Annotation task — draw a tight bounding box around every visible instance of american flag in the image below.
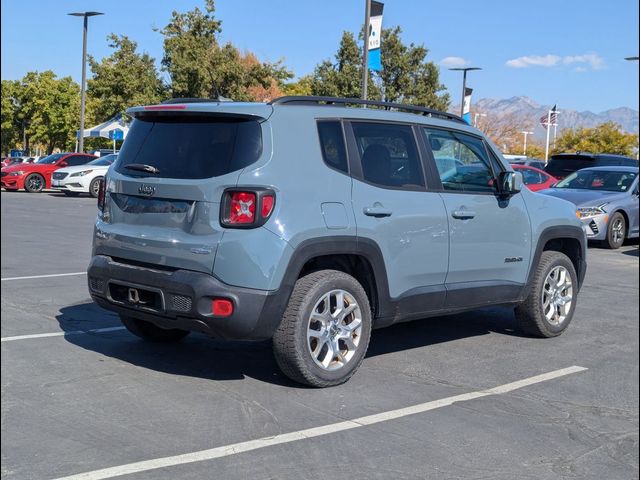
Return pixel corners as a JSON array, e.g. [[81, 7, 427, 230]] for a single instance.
[[540, 105, 558, 129]]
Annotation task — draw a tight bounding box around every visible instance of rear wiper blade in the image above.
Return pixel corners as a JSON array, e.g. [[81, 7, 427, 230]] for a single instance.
[[124, 163, 160, 174]]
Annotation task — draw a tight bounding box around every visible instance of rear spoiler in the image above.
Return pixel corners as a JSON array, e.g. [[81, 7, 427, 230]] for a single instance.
[[126, 102, 273, 121]]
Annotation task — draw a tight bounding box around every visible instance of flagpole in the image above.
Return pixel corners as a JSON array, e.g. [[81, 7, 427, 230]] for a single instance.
[[544, 109, 551, 163]]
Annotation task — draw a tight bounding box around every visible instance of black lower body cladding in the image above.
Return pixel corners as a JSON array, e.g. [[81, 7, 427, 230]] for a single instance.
[[87, 255, 286, 340]]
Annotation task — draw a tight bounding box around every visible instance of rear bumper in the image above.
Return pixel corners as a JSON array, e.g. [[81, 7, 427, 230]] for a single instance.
[[87, 255, 287, 340]]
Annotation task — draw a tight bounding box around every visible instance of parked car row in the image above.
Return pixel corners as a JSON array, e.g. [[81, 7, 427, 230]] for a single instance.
[[1, 152, 116, 197]]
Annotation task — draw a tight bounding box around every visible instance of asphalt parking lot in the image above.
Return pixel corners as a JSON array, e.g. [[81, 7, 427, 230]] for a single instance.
[[1, 191, 638, 480]]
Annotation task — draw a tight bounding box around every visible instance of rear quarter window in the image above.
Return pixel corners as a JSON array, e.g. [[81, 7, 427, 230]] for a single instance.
[[115, 115, 262, 179]]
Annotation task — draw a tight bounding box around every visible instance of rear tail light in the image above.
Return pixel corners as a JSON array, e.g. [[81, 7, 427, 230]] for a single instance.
[[212, 298, 234, 317], [97, 179, 106, 211], [221, 188, 275, 228]]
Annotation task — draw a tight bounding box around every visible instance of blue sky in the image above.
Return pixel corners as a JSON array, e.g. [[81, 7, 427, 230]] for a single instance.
[[1, 0, 638, 112]]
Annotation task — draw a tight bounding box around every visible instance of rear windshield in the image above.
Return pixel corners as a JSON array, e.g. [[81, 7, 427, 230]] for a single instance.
[[115, 115, 262, 179], [545, 156, 594, 176]]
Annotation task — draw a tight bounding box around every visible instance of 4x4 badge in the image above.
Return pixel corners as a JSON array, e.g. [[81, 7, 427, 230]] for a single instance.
[[138, 184, 155, 196]]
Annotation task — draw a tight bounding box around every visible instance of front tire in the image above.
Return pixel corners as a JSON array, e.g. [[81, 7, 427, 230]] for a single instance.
[[89, 177, 103, 198], [24, 173, 45, 193], [273, 270, 372, 387], [515, 251, 578, 338], [605, 212, 626, 249], [120, 315, 190, 343]]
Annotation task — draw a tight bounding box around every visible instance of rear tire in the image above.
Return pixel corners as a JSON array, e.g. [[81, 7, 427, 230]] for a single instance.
[[273, 270, 372, 387], [604, 212, 626, 249], [515, 251, 578, 338], [120, 315, 190, 343], [24, 173, 45, 193]]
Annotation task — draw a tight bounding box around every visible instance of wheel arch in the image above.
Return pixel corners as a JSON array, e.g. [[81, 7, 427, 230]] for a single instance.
[[278, 236, 392, 320], [523, 225, 587, 298]]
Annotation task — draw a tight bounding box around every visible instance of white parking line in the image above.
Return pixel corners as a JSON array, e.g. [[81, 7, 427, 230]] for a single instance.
[[1, 326, 126, 343], [1, 272, 87, 282], [51, 365, 588, 480]]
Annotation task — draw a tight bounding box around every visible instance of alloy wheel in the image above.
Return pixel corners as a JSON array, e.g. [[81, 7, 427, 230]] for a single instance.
[[541, 265, 573, 325], [307, 289, 362, 371]]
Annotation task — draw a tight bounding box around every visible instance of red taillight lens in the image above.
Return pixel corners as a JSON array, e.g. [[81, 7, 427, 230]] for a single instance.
[[97, 179, 105, 211], [261, 194, 274, 218], [229, 191, 256, 224], [221, 189, 275, 228], [212, 298, 234, 317]]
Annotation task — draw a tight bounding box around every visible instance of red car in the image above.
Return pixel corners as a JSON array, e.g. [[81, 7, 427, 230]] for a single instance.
[[512, 164, 558, 192], [1, 152, 96, 193]]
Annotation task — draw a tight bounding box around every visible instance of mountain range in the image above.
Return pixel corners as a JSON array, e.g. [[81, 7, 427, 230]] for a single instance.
[[454, 96, 639, 140]]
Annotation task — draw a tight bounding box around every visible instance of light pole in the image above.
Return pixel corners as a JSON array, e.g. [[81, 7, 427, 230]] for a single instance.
[[68, 11, 103, 153], [474, 112, 487, 128], [625, 56, 639, 158], [521, 131, 534, 155], [449, 67, 482, 117]]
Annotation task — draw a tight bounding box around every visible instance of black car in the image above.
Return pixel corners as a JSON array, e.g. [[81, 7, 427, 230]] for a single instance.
[[545, 153, 638, 180]]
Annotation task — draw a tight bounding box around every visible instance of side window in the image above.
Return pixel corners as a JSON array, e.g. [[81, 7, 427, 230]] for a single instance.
[[317, 121, 348, 173], [521, 168, 543, 185], [423, 128, 498, 193], [65, 155, 91, 166], [351, 122, 424, 188]]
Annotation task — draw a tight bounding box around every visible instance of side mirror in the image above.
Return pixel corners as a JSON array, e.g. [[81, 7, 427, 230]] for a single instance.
[[58, 161, 67, 167], [499, 171, 523, 196]]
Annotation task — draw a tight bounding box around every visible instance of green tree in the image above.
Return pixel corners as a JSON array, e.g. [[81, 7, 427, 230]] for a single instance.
[[87, 34, 166, 122], [309, 27, 449, 110], [310, 32, 378, 99], [553, 122, 638, 157], [1, 80, 22, 155], [283, 75, 314, 96], [20, 71, 80, 154], [378, 27, 449, 110], [158, 0, 291, 100]]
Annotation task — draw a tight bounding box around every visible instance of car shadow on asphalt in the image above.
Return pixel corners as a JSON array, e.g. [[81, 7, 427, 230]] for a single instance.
[[56, 302, 524, 388]]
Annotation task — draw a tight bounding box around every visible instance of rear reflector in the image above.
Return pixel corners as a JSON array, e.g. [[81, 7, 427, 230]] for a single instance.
[[261, 194, 275, 218], [212, 299, 234, 317]]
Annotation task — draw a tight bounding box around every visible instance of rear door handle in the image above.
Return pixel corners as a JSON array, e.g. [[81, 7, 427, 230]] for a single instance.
[[363, 207, 393, 218], [452, 210, 476, 219]]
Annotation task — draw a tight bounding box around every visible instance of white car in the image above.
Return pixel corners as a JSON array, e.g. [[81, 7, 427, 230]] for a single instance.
[[51, 154, 117, 197]]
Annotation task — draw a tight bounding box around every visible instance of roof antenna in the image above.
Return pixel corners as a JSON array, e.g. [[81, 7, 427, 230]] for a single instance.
[[208, 74, 232, 102]]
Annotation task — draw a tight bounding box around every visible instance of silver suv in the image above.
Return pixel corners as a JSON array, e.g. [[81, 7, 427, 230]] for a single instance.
[[88, 96, 587, 387]]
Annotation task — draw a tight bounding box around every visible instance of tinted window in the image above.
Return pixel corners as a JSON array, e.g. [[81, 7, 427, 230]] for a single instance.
[[88, 154, 117, 166], [65, 155, 94, 166], [545, 156, 593, 177], [37, 154, 66, 164], [520, 168, 544, 185], [424, 128, 497, 193], [351, 122, 424, 188], [115, 115, 262, 179], [317, 121, 348, 173]]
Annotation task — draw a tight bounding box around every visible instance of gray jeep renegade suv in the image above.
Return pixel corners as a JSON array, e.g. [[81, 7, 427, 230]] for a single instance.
[[88, 96, 587, 387]]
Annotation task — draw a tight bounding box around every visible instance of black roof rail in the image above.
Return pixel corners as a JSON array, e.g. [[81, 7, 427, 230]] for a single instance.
[[161, 96, 233, 104], [269, 96, 466, 124]]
